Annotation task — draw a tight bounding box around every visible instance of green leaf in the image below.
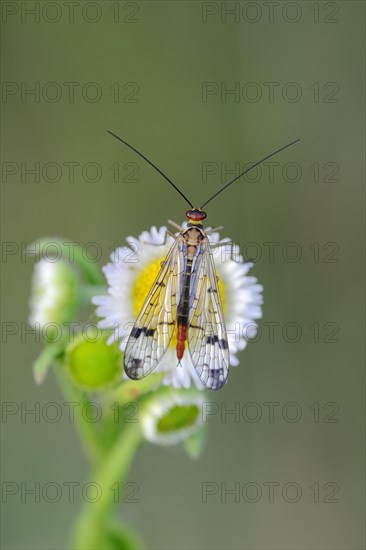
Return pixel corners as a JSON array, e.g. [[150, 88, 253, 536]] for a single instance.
[[32, 344, 63, 385], [103, 519, 145, 550], [184, 425, 207, 460]]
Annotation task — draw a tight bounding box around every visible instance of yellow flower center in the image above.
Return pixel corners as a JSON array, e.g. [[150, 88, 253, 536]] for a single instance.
[[132, 257, 226, 349], [132, 258, 164, 318]]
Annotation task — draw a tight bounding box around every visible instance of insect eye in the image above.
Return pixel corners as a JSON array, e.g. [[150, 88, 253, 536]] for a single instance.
[[186, 209, 207, 221]]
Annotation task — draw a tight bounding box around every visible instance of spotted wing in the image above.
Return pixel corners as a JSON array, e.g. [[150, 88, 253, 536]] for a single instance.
[[124, 237, 182, 380], [188, 240, 229, 390]]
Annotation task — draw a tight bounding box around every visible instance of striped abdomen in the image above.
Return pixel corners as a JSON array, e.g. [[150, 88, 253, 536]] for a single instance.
[[176, 259, 192, 360], [175, 227, 204, 361]]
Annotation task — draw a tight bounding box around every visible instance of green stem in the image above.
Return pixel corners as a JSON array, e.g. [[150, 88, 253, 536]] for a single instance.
[[72, 421, 143, 550], [56, 367, 103, 463]]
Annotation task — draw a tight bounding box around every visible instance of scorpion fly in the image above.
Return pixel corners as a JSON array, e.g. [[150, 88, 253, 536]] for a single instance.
[[108, 130, 300, 390]]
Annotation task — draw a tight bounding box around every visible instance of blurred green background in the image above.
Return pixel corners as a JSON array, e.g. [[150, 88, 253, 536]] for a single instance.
[[1, 1, 365, 548]]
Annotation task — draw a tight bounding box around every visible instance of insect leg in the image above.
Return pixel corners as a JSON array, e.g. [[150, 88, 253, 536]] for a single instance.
[[205, 226, 224, 234], [141, 230, 176, 246], [167, 219, 184, 231]]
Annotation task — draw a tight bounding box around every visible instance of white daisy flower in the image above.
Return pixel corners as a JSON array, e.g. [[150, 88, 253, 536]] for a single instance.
[[29, 258, 80, 330], [92, 224, 263, 390]]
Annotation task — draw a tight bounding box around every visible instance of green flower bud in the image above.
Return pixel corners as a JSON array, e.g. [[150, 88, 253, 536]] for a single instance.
[[65, 330, 123, 391], [141, 390, 205, 446]]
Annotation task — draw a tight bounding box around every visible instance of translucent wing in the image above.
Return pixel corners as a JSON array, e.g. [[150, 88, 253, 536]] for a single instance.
[[124, 237, 182, 380], [188, 240, 230, 390]]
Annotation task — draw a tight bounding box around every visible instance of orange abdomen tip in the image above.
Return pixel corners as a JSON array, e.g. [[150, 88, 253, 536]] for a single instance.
[[176, 324, 187, 360]]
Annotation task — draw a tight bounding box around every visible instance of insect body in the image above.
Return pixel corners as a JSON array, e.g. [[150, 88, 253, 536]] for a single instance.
[[124, 207, 229, 389], [108, 130, 300, 389]]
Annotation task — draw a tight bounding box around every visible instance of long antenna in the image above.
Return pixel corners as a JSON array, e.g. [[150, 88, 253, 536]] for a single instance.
[[107, 130, 193, 208], [200, 138, 301, 209]]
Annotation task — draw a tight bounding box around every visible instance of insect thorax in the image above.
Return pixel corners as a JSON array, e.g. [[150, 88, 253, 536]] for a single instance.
[[182, 225, 205, 244]]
